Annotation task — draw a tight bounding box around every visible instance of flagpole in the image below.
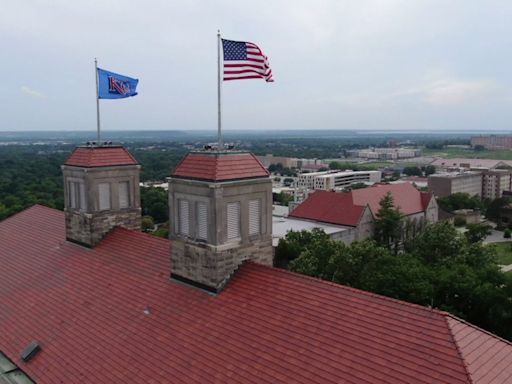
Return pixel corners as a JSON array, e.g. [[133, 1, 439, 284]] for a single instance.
[[217, 30, 223, 150], [95, 58, 101, 145]]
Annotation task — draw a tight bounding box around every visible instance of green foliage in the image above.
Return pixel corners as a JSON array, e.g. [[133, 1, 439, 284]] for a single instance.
[[273, 191, 294, 207], [437, 193, 482, 213], [268, 163, 296, 176], [373, 192, 403, 252], [285, 222, 512, 340], [0, 148, 67, 220], [486, 197, 511, 223], [152, 222, 169, 238], [140, 187, 168, 223], [454, 216, 467, 227], [402, 166, 422, 176], [275, 228, 330, 268], [505, 229, 511, 239], [141, 215, 155, 232], [464, 223, 492, 243], [423, 165, 436, 176]]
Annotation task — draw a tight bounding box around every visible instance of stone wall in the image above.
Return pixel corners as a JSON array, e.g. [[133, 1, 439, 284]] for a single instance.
[[66, 208, 141, 247], [171, 238, 273, 292]]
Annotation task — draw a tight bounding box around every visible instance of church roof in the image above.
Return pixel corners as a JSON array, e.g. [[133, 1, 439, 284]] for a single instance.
[[2, 206, 512, 383], [64, 146, 139, 167], [290, 183, 433, 226], [172, 151, 269, 181]]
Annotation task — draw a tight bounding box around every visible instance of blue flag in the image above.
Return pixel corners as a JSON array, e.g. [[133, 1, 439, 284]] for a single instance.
[[97, 68, 138, 99]]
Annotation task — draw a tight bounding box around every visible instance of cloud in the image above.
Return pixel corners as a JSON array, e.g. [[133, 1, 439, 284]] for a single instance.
[[20, 86, 46, 99], [423, 79, 498, 105]]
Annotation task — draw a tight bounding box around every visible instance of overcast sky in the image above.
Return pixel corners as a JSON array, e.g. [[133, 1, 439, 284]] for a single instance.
[[1, 0, 512, 132]]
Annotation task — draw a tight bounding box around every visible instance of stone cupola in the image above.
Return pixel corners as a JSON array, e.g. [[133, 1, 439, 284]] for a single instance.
[[169, 150, 273, 292], [62, 145, 141, 247]]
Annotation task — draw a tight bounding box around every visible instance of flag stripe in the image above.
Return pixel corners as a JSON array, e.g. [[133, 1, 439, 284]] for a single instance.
[[222, 39, 273, 82]]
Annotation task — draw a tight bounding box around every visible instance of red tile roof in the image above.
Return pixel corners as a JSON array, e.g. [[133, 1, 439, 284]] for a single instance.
[[64, 146, 139, 167], [289, 190, 366, 226], [291, 183, 431, 226], [172, 151, 269, 181], [1, 205, 511, 383]]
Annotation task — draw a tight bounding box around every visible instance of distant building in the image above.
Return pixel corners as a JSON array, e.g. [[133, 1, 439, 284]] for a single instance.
[[430, 157, 512, 171], [471, 135, 512, 149], [428, 170, 512, 200], [482, 171, 512, 200], [348, 147, 421, 160], [297, 170, 381, 190], [428, 172, 483, 198], [257, 154, 327, 170], [289, 183, 438, 243]]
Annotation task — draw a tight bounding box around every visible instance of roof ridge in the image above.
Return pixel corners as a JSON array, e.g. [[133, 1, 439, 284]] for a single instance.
[[445, 312, 512, 347], [0, 204, 57, 223], [443, 315, 475, 384], [247, 262, 449, 318]]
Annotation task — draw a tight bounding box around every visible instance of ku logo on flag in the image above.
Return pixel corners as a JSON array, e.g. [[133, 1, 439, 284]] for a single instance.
[[108, 76, 132, 96], [97, 68, 138, 99]]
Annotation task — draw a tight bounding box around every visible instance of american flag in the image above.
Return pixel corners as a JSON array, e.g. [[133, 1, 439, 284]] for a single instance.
[[222, 39, 273, 82]]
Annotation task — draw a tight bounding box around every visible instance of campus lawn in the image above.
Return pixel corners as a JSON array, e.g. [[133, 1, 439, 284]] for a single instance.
[[491, 242, 512, 265]]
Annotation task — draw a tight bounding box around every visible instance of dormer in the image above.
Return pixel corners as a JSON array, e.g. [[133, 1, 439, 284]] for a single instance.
[[62, 145, 141, 247]]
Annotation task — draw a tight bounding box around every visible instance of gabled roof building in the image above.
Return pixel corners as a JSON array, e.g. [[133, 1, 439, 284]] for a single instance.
[[289, 183, 438, 243], [1, 146, 511, 383]]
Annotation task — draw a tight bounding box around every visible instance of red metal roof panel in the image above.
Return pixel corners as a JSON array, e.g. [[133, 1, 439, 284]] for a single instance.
[[289, 190, 365, 226], [172, 152, 269, 181], [64, 146, 139, 167], [0, 205, 508, 383]]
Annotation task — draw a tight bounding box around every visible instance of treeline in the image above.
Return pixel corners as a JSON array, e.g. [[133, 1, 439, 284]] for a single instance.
[[0, 145, 180, 222]]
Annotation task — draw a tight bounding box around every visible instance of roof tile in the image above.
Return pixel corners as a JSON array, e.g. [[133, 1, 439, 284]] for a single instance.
[[0, 205, 509, 383], [172, 151, 269, 181], [64, 146, 138, 167]]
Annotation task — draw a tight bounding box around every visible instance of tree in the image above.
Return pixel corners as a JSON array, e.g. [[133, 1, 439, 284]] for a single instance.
[[275, 228, 330, 268], [486, 197, 510, 224], [465, 223, 492, 243], [437, 193, 482, 213], [505, 229, 511, 239], [141, 215, 155, 232], [423, 165, 436, 176], [373, 192, 403, 253], [403, 166, 422, 176]]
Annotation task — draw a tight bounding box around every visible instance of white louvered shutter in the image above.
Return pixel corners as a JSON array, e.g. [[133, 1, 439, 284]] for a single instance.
[[248, 199, 261, 235], [196, 202, 207, 240], [69, 181, 77, 209], [119, 181, 130, 209], [226, 202, 240, 240], [79, 182, 86, 210], [179, 200, 190, 236], [98, 183, 111, 210]]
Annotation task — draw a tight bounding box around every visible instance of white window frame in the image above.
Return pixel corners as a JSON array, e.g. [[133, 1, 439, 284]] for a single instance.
[[68, 180, 86, 211], [196, 202, 208, 241], [98, 183, 111, 211], [118, 181, 130, 209], [226, 202, 241, 240], [248, 199, 262, 236], [178, 199, 190, 236]]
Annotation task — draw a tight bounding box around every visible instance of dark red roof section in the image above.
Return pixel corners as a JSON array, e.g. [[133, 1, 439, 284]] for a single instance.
[[1, 205, 512, 383], [172, 151, 269, 181], [289, 190, 366, 226], [291, 184, 430, 226], [420, 191, 433, 210], [351, 183, 427, 216], [64, 146, 139, 167]]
